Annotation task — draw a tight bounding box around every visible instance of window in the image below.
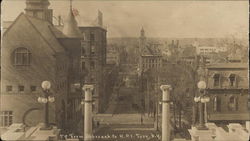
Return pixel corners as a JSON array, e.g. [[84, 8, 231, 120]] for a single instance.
[[30, 86, 36, 92], [229, 74, 237, 87], [213, 96, 221, 112], [81, 61, 85, 70], [13, 48, 31, 66], [81, 40, 85, 56], [228, 96, 238, 111], [18, 85, 24, 92], [248, 97, 250, 111], [33, 11, 38, 17], [213, 73, 220, 87], [91, 45, 95, 55], [90, 33, 95, 41], [0, 111, 13, 127], [6, 86, 12, 92], [90, 61, 95, 70]]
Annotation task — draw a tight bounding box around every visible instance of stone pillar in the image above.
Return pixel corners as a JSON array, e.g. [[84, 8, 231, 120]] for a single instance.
[[83, 85, 94, 141], [160, 85, 172, 141], [246, 121, 250, 133]]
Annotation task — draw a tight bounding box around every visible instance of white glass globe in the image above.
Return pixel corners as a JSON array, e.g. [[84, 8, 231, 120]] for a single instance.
[[194, 96, 200, 102], [48, 96, 55, 103], [42, 98, 48, 103], [197, 81, 206, 89], [37, 97, 43, 103], [41, 81, 51, 90]]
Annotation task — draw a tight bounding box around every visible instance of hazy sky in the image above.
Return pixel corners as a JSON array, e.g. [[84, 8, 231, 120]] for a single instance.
[[2, 0, 249, 38]]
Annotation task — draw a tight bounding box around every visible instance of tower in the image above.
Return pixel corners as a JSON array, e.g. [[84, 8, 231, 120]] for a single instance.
[[139, 27, 146, 54], [25, 0, 53, 23], [62, 0, 82, 38]]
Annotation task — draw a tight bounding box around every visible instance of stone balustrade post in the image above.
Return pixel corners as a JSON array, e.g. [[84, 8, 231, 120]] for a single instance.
[[82, 85, 94, 141], [160, 85, 172, 141]]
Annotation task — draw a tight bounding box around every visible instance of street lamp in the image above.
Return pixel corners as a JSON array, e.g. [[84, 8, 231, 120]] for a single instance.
[[194, 80, 210, 130], [38, 80, 55, 130]]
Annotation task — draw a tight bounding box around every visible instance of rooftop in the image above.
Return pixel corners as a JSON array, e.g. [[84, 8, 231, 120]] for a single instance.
[[141, 43, 162, 56], [206, 63, 248, 69]]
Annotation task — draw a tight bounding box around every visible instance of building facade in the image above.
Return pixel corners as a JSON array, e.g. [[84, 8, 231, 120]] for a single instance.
[[205, 63, 249, 122], [1, 0, 69, 129], [1, 0, 108, 134], [138, 28, 163, 115], [138, 28, 162, 72], [78, 26, 107, 113]]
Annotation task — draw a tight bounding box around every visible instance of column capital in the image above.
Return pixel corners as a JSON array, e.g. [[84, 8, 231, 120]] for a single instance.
[[160, 85, 172, 92], [82, 85, 94, 92]]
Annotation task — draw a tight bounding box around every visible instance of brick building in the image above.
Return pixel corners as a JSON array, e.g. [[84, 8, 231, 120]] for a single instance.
[[205, 63, 249, 122], [1, 0, 70, 129], [138, 28, 162, 72], [1, 0, 108, 134], [78, 26, 107, 113], [138, 28, 162, 115]]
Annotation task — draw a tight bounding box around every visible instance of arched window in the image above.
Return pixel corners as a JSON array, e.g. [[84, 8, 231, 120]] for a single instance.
[[213, 96, 221, 112], [228, 73, 237, 87], [228, 96, 238, 111], [13, 48, 31, 66], [212, 73, 220, 87]]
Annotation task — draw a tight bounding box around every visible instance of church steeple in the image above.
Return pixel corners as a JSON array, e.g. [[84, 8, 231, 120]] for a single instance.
[[141, 27, 145, 37], [25, 0, 53, 23], [62, 0, 82, 38]]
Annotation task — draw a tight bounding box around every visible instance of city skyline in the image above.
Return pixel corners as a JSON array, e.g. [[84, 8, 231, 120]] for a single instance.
[[2, 0, 248, 38]]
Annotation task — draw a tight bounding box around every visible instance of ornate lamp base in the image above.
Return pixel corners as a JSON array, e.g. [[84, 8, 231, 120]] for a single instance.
[[196, 124, 208, 130]]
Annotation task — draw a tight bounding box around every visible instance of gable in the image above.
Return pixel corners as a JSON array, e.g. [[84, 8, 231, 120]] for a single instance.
[[1, 13, 59, 87]]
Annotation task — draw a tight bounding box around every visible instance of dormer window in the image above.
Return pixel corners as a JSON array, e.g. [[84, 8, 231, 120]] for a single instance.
[[228, 74, 237, 87], [13, 48, 31, 66], [213, 73, 220, 87]]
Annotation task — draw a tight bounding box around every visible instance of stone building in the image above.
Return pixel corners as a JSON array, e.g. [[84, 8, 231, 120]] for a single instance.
[[106, 45, 120, 66], [205, 63, 249, 122], [138, 28, 162, 72], [1, 0, 70, 130], [138, 28, 162, 115], [1, 0, 108, 134]]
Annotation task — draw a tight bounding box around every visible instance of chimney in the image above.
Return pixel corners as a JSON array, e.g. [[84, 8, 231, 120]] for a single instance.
[[176, 40, 179, 47], [98, 10, 103, 27]]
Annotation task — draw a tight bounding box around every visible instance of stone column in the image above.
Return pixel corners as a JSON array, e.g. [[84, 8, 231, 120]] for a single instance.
[[160, 85, 172, 141], [83, 85, 94, 141]]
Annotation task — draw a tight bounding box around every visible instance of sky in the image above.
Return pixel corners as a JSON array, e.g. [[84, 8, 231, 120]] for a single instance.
[[2, 0, 249, 38]]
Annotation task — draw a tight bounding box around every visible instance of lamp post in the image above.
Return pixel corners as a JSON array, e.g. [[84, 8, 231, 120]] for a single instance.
[[38, 81, 55, 130], [194, 80, 210, 130]]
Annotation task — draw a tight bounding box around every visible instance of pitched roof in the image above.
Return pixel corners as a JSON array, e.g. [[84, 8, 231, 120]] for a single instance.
[[4, 13, 67, 53], [181, 46, 196, 57], [62, 9, 83, 38], [141, 43, 162, 56], [24, 14, 66, 53]]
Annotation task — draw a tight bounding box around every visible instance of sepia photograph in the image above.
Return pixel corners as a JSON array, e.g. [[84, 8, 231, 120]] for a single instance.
[[0, 0, 249, 140]]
